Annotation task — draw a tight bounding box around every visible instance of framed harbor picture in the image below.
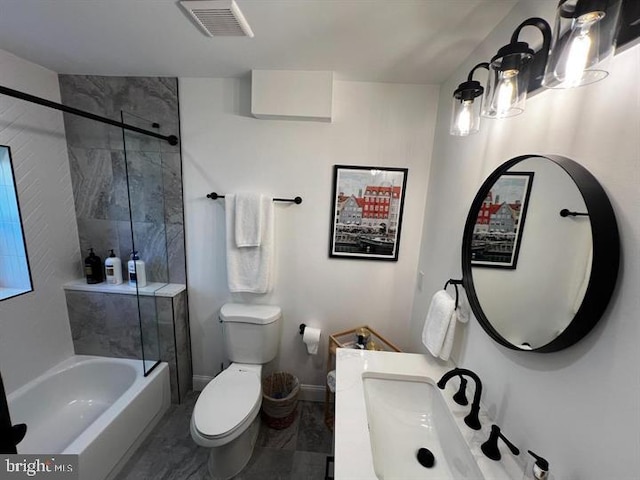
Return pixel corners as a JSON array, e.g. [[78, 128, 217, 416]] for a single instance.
[[329, 165, 408, 261], [471, 172, 534, 269]]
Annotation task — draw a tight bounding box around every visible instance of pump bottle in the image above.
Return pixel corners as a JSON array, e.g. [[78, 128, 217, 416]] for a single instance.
[[524, 450, 551, 480], [84, 248, 104, 284], [105, 249, 123, 285], [128, 251, 147, 288]]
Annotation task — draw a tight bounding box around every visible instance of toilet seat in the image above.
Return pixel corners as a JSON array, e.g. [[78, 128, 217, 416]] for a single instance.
[[192, 366, 261, 446]]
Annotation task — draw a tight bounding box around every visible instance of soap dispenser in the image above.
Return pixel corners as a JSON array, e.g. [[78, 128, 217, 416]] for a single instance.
[[525, 450, 550, 480], [104, 249, 123, 285], [128, 251, 147, 288], [84, 248, 104, 284]]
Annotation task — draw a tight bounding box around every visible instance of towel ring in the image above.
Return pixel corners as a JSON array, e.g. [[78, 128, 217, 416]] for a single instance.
[[444, 279, 463, 310]]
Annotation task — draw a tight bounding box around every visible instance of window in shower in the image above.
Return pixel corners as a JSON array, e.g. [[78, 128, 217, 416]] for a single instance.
[[0, 145, 33, 301]]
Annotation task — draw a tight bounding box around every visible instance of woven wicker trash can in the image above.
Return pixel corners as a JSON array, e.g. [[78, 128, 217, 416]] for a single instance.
[[261, 372, 300, 429]]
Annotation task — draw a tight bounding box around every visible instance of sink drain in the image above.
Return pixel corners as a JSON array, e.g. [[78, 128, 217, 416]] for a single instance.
[[417, 448, 435, 468]]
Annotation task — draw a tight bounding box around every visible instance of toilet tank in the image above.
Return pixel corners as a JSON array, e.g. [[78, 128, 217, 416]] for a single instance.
[[219, 303, 281, 364]]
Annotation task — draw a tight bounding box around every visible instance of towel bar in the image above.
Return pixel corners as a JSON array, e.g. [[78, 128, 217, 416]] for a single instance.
[[206, 192, 302, 204], [444, 279, 463, 310]]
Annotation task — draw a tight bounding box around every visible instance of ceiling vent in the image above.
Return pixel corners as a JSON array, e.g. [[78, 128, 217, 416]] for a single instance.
[[180, 0, 254, 38]]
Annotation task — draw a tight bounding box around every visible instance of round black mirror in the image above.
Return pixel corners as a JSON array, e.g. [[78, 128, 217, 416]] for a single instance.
[[461, 154, 619, 352]]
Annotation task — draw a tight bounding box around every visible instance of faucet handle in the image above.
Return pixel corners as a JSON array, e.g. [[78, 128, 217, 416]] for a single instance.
[[481, 424, 520, 461]]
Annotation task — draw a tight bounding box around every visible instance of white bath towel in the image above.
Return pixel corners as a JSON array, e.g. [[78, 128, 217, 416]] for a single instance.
[[422, 290, 456, 359], [225, 194, 274, 293], [235, 193, 267, 247]]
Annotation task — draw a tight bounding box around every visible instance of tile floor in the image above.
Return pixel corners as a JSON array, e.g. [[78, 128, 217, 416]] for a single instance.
[[115, 391, 334, 480]]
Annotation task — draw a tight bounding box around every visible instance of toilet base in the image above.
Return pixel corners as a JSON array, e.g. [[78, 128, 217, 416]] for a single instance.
[[207, 415, 260, 480]]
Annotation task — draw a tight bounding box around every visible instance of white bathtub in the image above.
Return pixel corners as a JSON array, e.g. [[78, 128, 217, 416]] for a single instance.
[[7, 355, 171, 480]]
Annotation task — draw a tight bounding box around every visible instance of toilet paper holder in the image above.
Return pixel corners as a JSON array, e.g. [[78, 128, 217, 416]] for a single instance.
[[299, 324, 306, 335]]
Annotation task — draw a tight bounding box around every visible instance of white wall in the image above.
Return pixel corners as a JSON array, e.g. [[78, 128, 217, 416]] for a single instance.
[[180, 78, 438, 387], [409, 1, 640, 478], [0, 49, 79, 392]]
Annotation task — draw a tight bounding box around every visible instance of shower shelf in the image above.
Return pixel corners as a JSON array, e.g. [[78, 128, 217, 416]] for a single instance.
[[63, 279, 186, 298]]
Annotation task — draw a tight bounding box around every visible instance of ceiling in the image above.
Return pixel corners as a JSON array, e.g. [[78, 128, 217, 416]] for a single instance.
[[0, 0, 518, 84]]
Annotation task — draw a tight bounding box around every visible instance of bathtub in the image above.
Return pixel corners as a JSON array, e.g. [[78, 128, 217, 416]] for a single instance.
[[7, 355, 171, 480]]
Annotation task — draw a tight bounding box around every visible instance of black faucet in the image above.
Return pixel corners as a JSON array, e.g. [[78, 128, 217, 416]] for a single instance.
[[481, 424, 520, 461], [437, 368, 482, 430]]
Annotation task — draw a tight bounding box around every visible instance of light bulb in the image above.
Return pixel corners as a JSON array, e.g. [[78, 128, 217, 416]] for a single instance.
[[494, 69, 518, 118], [455, 100, 474, 136], [577, 10, 606, 26], [562, 12, 604, 87], [564, 31, 592, 87]]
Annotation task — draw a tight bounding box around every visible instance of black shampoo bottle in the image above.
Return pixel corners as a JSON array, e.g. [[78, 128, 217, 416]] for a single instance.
[[84, 248, 104, 284]]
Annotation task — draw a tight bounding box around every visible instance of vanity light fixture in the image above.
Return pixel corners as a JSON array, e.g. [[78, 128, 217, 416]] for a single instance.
[[449, 0, 631, 137], [543, 0, 623, 88], [450, 63, 489, 136], [482, 17, 552, 119]]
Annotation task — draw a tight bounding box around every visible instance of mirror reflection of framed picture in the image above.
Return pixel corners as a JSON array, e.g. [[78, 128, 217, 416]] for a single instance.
[[617, 0, 640, 51], [329, 165, 408, 261], [471, 172, 534, 269]]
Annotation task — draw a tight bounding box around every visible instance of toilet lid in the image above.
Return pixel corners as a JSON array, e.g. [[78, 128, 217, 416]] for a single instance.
[[193, 368, 261, 438]]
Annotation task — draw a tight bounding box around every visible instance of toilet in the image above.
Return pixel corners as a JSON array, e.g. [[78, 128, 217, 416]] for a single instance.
[[190, 303, 281, 480]]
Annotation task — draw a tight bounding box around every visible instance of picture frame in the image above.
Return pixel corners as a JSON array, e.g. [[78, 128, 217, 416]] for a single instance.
[[471, 172, 534, 269], [617, 0, 640, 51], [329, 165, 408, 261]]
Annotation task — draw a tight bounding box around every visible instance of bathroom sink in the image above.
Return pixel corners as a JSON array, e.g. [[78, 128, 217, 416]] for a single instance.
[[362, 372, 483, 480]]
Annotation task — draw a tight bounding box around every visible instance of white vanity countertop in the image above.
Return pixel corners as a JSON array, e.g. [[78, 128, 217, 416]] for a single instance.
[[335, 349, 524, 480]]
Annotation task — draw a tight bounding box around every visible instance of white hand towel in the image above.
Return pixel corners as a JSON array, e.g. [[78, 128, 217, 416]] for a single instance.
[[225, 194, 274, 293], [457, 291, 471, 324], [422, 290, 456, 358], [440, 309, 459, 361], [235, 193, 266, 247]]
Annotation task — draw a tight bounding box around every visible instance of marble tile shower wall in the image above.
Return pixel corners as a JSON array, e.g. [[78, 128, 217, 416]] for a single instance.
[[58, 75, 185, 284]]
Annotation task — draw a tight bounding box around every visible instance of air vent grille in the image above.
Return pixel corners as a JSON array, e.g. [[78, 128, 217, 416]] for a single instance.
[[180, 0, 254, 38]]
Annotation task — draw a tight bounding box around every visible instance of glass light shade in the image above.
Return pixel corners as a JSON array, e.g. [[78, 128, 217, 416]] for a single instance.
[[449, 66, 487, 137], [450, 97, 482, 136], [543, 0, 622, 88], [482, 53, 532, 118]]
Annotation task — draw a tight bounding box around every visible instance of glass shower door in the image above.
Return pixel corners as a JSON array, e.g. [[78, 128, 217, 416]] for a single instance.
[[121, 110, 169, 376]]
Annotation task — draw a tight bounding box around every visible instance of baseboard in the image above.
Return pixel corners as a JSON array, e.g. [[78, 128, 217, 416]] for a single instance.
[[299, 384, 325, 403], [193, 375, 326, 403], [192, 374, 212, 391]]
